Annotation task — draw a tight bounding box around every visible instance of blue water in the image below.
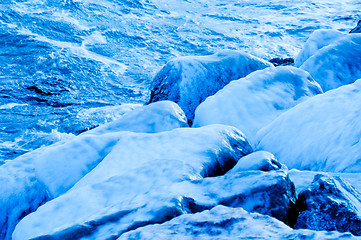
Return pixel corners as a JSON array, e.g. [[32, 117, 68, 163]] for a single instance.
[[0, 0, 359, 162]]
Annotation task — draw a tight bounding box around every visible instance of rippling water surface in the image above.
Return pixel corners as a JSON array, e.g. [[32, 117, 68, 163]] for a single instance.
[[0, 0, 359, 162]]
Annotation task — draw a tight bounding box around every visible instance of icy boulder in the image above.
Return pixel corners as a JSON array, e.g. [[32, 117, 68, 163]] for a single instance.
[[295, 29, 345, 67], [228, 151, 286, 173], [13, 168, 297, 240], [179, 170, 297, 225], [148, 50, 273, 123], [300, 34, 361, 91], [85, 101, 188, 135], [13, 125, 253, 240], [0, 101, 190, 239], [119, 205, 359, 240], [257, 79, 361, 172], [295, 174, 361, 236], [193, 66, 322, 146], [0, 156, 49, 240]]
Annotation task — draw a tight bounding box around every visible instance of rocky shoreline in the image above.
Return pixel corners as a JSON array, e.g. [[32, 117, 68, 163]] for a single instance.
[[2, 23, 361, 239]]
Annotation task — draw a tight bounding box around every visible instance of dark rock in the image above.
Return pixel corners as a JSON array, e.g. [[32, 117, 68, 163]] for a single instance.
[[350, 20, 361, 33], [294, 174, 361, 236], [148, 50, 273, 123], [269, 57, 294, 66]]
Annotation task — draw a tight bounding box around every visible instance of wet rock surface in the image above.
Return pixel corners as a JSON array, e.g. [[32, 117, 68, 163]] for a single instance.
[[295, 174, 361, 236]]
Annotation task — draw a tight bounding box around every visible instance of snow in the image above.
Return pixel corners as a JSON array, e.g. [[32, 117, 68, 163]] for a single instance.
[[228, 151, 286, 173], [0, 155, 49, 240], [300, 34, 361, 91], [119, 205, 359, 240], [257, 79, 361, 172], [13, 124, 252, 240], [149, 50, 273, 122], [0, 101, 189, 238], [289, 169, 361, 195], [294, 29, 345, 67], [193, 66, 322, 146], [85, 101, 188, 135]]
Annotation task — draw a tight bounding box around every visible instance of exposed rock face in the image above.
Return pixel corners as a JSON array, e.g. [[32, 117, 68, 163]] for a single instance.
[[300, 34, 361, 91], [180, 170, 297, 225], [350, 20, 361, 33], [148, 50, 273, 123], [193, 66, 322, 146], [257, 79, 361, 173], [119, 205, 359, 240], [269, 57, 294, 66], [295, 174, 361, 236]]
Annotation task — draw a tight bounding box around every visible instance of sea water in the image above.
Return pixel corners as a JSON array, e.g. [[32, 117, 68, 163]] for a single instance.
[[0, 0, 359, 162]]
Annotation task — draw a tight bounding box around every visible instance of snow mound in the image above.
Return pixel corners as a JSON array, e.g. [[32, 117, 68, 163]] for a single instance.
[[0, 101, 189, 239], [13, 125, 253, 240], [295, 29, 345, 67], [257, 79, 361, 172], [300, 34, 361, 91], [119, 205, 359, 240], [148, 50, 273, 122], [85, 101, 188, 135], [193, 66, 322, 146], [228, 151, 286, 173]]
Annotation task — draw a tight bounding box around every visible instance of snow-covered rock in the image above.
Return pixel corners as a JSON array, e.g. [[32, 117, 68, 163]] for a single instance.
[[0, 156, 49, 240], [257, 79, 361, 172], [295, 29, 345, 67], [228, 151, 286, 173], [13, 125, 253, 240], [85, 101, 188, 135], [350, 20, 361, 33], [0, 101, 190, 239], [300, 34, 361, 91], [179, 170, 296, 225], [295, 174, 361, 236], [193, 66, 322, 146], [119, 205, 359, 240], [289, 170, 361, 195], [148, 50, 273, 123]]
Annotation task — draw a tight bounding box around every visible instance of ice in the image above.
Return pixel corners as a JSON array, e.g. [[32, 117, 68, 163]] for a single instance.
[[0, 101, 188, 238], [12, 124, 253, 240], [300, 34, 361, 91], [294, 29, 345, 67], [257, 79, 361, 172], [228, 151, 286, 173], [289, 169, 361, 195], [148, 50, 273, 122], [193, 66, 322, 146], [119, 205, 359, 240], [85, 101, 188, 135]]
